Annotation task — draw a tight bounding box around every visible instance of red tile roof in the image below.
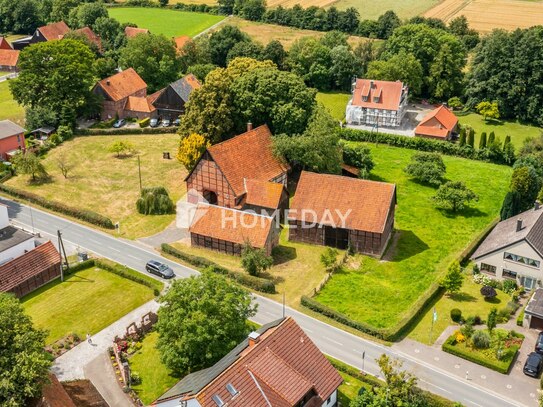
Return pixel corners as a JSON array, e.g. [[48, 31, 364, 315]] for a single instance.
[[244, 179, 285, 209], [195, 317, 342, 407], [0, 49, 19, 67], [289, 171, 396, 233], [183, 73, 201, 91], [38, 21, 70, 41], [415, 105, 458, 139], [0, 241, 60, 293], [39, 374, 77, 407], [73, 26, 102, 51], [189, 204, 273, 248], [147, 89, 164, 105], [96, 68, 147, 102], [0, 37, 12, 50], [125, 26, 149, 38], [351, 79, 406, 111], [125, 96, 156, 113], [174, 35, 191, 52], [207, 125, 286, 197]]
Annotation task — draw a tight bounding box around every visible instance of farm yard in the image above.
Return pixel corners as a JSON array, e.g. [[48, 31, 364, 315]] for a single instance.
[[424, 0, 543, 32], [4, 135, 185, 239], [313, 143, 512, 330], [108, 8, 225, 37]]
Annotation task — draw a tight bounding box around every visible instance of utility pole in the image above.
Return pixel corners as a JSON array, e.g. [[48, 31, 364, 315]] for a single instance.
[[57, 230, 69, 281], [137, 155, 142, 193]]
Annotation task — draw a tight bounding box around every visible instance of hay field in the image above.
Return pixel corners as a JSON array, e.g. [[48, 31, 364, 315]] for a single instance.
[[424, 0, 543, 32]]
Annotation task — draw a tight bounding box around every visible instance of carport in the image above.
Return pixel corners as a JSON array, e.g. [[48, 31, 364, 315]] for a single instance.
[[524, 288, 543, 329]]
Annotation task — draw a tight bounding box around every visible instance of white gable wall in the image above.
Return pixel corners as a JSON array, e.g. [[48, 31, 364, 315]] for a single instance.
[[474, 239, 543, 289]]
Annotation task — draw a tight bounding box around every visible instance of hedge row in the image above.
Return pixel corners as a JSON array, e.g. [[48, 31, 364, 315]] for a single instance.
[[339, 128, 512, 165], [327, 357, 458, 407], [0, 184, 115, 229], [161, 243, 276, 293], [442, 335, 520, 374], [75, 127, 176, 136]]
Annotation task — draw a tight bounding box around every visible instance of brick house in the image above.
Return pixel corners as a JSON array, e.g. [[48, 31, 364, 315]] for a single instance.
[[0, 37, 11, 50], [71, 26, 103, 53], [0, 49, 19, 72], [29, 21, 70, 45], [185, 124, 288, 211], [92, 68, 150, 120], [125, 26, 149, 38], [189, 204, 279, 255], [152, 74, 201, 120], [174, 35, 191, 54], [288, 171, 396, 257], [415, 105, 458, 140], [346, 79, 408, 127], [154, 317, 343, 407], [0, 120, 26, 160]]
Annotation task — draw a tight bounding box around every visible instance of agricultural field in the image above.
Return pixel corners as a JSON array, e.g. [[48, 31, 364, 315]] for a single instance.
[[456, 112, 542, 150], [424, 0, 543, 32], [0, 80, 25, 125], [108, 8, 225, 37], [314, 143, 512, 330], [5, 135, 186, 239], [333, 0, 440, 19], [22, 265, 158, 343], [228, 17, 372, 49]]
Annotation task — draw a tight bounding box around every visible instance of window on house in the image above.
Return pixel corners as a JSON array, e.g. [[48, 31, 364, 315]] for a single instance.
[[212, 394, 224, 407], [226, 383, 238, 396], [503, 269, 517, 279], [480, 263, 496, 274], [503, 252, 540, 268]]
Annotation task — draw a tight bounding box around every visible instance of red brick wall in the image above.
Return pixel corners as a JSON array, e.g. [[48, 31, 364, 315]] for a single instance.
[[8, 262, 61, 298], [0, 133, 25, 160], [186, 152, 237, 207]]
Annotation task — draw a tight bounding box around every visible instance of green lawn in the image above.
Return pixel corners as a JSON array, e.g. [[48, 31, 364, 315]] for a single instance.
[[317, 91, 350, 121], [334, 0, 439, 19], [129, 332, 181, 405], [5, 135, 185, 239], [108, 8, 225, 37], [456, 112, 542, 150], [408, 274, 510, 344], [0, 80, 24, 125], [22, 266, 156, 343], [338, 371, 370, 405], [314, 143, 512, 330]]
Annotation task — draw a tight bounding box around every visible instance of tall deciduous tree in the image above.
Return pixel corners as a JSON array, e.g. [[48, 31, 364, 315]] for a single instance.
[[241, 242, 273, 277], [440, 261, 464, 295], [12, 151, 48, 181], [0, 293, 51, 406], [366, 51, 424, 94], [177, 133, 210, 170], [476, 101, 500, 121], [433, 181, 478, 212], [68, 1, 108, 29], [403, 152, 446, 186], [156, 272, 257, 374], [119, 33, 181, 93], [10, 39, 95, 119], [209, 25, 251, 67]]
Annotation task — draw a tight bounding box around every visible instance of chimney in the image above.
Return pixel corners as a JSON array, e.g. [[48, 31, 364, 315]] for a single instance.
[[370, 80, 374, 88], [106, 80, 110, 85], [247, 122, 253, 132], [517, 219, 523, 232], [248, 331, 260, 347]]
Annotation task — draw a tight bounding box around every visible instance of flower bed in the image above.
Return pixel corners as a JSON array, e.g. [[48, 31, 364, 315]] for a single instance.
[[442, 328, 523, 374], [45, 333, 82, 358]]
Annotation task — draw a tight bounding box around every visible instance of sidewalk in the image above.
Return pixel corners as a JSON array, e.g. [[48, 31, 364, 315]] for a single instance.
[[84, 353, 134, 407], [392, 335, 540, 406], [52, 299, 159, 381]]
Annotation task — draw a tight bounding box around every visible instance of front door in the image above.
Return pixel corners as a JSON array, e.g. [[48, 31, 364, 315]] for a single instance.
[[522, 276, 537, 291], [324, 226, 349, 250]]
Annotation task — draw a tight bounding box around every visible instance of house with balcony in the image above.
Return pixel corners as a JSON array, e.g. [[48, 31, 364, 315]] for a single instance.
[[471, 204, 543, 291], [345, 79, 408, 127]]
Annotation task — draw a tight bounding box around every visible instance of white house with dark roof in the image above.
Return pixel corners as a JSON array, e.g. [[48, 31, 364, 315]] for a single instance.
[[471, 204, 543, 291]]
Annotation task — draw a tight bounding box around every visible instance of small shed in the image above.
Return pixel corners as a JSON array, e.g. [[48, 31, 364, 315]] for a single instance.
[[524, 288, 543, 329], [32, 127, 55, 141]]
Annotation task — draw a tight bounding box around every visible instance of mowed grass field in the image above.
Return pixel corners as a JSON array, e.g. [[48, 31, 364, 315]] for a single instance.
[[108, 8, 225, 37], [333, 0, 439, 19], [456, 112, 542, 150], [316, 91, 350, 121], [424, 0, 543, 32], [22, 265, 157, 343], [314, 143, 512, 329], [5, 135, 186, 239], [0, 81, 25, 125]]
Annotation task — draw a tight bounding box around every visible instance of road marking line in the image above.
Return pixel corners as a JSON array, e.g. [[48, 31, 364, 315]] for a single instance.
[[419, 379, 452, 394], [304, 328, 313, 333], [110, 247, 121, 253], [465, 400, 483, 407], [127, 254, 140, 260], [326, 338, 343, 346], [88, 239, 101, 245]]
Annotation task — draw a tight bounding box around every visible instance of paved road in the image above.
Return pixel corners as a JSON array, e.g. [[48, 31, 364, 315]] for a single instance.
[[3, 197, 530, 407]]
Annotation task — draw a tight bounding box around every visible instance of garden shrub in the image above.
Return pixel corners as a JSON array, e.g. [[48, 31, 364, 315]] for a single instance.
[[339, 128, 513, 165], [465, 315, 483, 326], [450, 308, 462, 323], [480, 285, 497, 299], [460, 323, 474, 339], [502, 279, 517, 294], [95, 258, 163, 292], [136, 186, 175, 215], [76, 127, 174, 135], [472, 330, 491, 349], [0, 183, 115, 229], [161, 244, 275, 293], [517, 308, 525, 327]]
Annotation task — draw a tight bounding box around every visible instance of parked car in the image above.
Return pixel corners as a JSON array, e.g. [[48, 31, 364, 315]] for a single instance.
[[523, 352, 543, 377], [113, 119, 126, 128], [150, 118, 159, 128], [162, 119, 171, 127], [145, 260, 175, 279], [536, 332, 543, 354], [173, 118, 181, 126]]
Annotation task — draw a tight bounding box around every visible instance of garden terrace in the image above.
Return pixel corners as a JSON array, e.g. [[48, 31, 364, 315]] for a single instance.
[[311, 143, 511, 335]]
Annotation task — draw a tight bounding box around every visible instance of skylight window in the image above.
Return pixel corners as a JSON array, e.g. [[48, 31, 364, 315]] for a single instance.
[[212, 394, 225, 407], [226, 383, 238, 396]]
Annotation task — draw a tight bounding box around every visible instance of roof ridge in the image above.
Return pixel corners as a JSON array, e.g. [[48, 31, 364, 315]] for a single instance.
[[208, 124, 270, 150]]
